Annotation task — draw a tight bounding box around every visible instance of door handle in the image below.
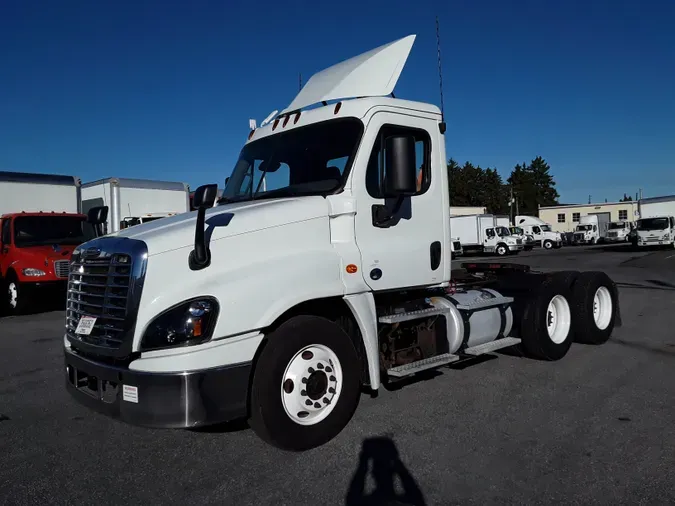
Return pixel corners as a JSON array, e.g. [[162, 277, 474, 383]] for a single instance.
[[430, 241, 441, 270]]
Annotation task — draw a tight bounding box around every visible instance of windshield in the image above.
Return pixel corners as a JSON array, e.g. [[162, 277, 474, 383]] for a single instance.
[[495, 226, 511, 237], [221, 119, 363, 203], [510, 227, 523, 235], [540, 225, 552, 232], [576, 225, 592, 231], [608, 222, 626, 230], [637, 217, 669, 231], [14, 216, 90, 247]]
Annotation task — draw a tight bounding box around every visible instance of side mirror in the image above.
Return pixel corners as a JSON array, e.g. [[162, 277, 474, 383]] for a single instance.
[[383, 135, 417, 197], [87, 205, 108, 225], [189, 183, 219, 271], [87, 206, 109, 237], [193, 183, 218, 209]]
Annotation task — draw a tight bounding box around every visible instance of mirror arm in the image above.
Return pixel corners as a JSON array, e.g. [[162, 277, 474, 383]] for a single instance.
[[372, 195, 405, 229], [188, 206, 210, 271]]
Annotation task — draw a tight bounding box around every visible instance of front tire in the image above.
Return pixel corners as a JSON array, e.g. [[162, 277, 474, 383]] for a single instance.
[[543, 239, 553, 250], [249, 315, 361, 451], [496, 244, 508, 256], [4, 273, 30, 315]]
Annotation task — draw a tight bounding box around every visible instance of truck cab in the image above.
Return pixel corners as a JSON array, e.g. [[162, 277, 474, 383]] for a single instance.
[[605, 221, 633, 243], [635, 216, 675, 248], [573, 215, 600, 245], [515, 216, 562, 249], [62, 34, 619, 452], [508, 226, 535, 251], [0, 212, 92, 313]]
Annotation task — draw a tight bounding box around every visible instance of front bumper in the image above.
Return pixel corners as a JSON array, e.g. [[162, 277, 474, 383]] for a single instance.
[[508, 244, 524, 251], [64, 348, 251, 428]]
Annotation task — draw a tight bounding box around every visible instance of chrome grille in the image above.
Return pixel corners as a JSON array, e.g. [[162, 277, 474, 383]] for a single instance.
[[516, 239, 523, 245], [66, 254, 132, 349], [54, 260, 70, 279]]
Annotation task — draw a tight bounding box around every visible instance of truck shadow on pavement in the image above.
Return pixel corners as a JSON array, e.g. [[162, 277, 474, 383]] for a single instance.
[[345, 436, 426, 506]]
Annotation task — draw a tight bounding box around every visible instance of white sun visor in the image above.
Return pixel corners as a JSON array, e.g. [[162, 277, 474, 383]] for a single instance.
[[280, 34, 416, 114]]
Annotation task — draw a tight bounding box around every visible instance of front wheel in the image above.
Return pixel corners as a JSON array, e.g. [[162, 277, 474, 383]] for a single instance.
[[4, 274, 30, 315], [249, 315, 361, 451], [496, 244, 508, 256], [543, 240, 553, 250]]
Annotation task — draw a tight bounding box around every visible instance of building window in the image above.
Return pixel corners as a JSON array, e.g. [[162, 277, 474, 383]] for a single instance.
[[557, 213, 565, 223], [572, 213, 580, 222], [618, 210, 628, 221]]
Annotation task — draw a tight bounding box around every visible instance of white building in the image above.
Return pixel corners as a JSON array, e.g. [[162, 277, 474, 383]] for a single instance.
[[538, 201, 639, 233], [450, 206, 487, 216]]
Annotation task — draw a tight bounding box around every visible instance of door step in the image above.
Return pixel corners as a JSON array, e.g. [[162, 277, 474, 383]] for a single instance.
[[379, 306, 449, 325], [386, 353, 459, 378], [463, 337, 521, 356]]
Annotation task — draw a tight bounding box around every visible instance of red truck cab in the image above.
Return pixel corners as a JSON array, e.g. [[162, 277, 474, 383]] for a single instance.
[[0, 211, 94, 314]]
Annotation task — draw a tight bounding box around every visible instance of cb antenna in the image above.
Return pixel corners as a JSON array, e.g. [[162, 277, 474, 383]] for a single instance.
[[436, 16, 447, 133], [299, 72, 302, 91]]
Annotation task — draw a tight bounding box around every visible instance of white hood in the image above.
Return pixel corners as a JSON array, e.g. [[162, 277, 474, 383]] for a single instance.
[[111, 196, 330, 256]]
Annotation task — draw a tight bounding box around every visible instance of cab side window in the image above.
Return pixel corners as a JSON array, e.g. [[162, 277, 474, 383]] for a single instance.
[[532, 226, 541, 234], [485, 228, 495, 239], [1, 219, 10, 246], [366, 125, 430, 198]]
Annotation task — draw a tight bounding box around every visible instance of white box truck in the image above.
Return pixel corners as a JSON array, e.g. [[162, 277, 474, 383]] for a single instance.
[[451, 214, 523, 256], [81, 177, 190, 234], [515, 215, 563, 249], [62, 35, 621, 451]]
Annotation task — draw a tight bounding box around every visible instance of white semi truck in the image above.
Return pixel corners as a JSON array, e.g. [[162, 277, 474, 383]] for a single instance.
[[515, 215, 563, 249], [573, 215, 600, 245], [605, 221, 633, 243], [81, 177, 190, 235], [450, 214, 523, 256], [62, 35, 621, 451], [494, 216, 534, 251]]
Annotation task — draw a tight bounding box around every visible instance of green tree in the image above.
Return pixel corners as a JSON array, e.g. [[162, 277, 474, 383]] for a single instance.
[[507, 156, 559, 214]]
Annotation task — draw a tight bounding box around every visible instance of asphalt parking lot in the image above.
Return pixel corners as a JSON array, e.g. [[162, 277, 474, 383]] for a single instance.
[[1, 243, 675, 505]]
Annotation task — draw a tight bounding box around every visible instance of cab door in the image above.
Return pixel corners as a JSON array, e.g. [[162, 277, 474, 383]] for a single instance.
[[352, 112, 446, 291], [0, 218, 12, 276]]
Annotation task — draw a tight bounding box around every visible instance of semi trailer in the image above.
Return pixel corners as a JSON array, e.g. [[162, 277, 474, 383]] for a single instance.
[[62, 35, 621, 451]]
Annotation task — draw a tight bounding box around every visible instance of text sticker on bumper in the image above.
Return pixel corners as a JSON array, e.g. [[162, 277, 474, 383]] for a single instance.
[[75, 316, 97, 335], [122, 385, 139, 403]]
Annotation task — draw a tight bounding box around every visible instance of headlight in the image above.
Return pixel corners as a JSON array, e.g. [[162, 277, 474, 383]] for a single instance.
[[663, 233, 670, 240], [22, 268, 46, 277], [140, 298, 219, 351]]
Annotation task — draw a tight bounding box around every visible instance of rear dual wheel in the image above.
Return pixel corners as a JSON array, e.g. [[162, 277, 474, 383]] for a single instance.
[[508, 270, 618, 360]]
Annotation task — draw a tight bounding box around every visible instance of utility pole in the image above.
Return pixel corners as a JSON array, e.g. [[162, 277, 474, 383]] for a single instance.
[[588, 195, 591, 204], [509, 186, 514, 223]]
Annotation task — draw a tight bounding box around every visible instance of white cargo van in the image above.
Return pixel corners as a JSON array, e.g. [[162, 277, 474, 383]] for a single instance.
[[635, 216, 675, 248]]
